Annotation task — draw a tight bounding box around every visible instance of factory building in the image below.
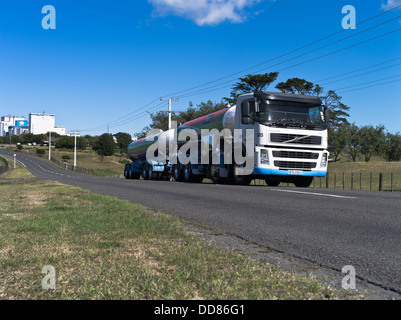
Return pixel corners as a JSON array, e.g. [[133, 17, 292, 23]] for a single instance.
[[29, 113, 66, 135], [0, 115, 26, 136]]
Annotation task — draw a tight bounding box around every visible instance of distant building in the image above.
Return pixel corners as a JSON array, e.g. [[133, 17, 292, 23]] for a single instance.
[[0, 115, 26, 136], [29, 113, 66, 135]]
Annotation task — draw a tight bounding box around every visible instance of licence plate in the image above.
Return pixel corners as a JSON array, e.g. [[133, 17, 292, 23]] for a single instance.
[[290, 170, 302, 175]]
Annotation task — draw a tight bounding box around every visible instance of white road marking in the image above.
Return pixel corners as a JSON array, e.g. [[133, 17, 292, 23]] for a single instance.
[[271, 188, 357, 199]]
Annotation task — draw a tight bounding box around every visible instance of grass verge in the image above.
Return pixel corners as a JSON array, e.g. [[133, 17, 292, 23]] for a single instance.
[[0, 180, 361, 300], [0, 156, 34, 180]]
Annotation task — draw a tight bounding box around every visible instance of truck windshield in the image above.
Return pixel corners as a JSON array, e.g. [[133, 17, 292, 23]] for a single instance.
[[257, 100, 326, 128]]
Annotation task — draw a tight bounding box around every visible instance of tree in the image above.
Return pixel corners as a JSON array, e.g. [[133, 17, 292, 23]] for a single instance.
[[358, 125, 386, 162], [320, 90, 350, 128], [224, 72, 279, 104], [275, 77, 316, 95], [93, 133, 115, 156], [55, 136, 86, 150], [328, 125, 350, 162], [114, 132, 132, 153], [345, 123, 361, 162], [384, 132, 401, 162]]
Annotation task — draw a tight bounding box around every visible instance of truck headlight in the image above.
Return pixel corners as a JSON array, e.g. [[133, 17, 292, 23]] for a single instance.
[[260, 149, 269, 165], [320, 153, 328, 168]]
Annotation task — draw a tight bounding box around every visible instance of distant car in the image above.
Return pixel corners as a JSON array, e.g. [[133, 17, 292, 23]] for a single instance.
[[32, 142, 37, 146], [27, 143, 32, 146]]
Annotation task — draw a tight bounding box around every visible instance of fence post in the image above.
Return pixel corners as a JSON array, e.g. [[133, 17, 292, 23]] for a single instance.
[[379, 173, 383, 191], [391, 173, 394, 192], [334, 173, 337, 189], [360, 172, 362, 190], [342, 172, 345, 189], [370, 172, 372, 191], [351, 172, 354, 190], [326, 173, 329, 188]]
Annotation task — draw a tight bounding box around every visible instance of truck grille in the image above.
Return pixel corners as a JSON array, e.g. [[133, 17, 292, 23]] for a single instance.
[[272, 151, 319, 159], [271, 133, 321, 145], [274, 161, 317, 170]]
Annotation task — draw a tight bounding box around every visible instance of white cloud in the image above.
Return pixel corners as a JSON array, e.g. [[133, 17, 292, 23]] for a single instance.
[[148, 0, 264, 26], [381, 0, 401, 10]]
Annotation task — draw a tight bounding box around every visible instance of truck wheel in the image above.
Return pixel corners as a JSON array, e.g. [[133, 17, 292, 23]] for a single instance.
[[173, 164, 183, 182], [148, 165, 158, 180], [232, 164, 252, 186], [265, 178, 280, 187], [183, 164, 192, 182], [142, 164, 149, 180], [209, 163, 221, 184], [124, 164, 130, 179], [293, 177, 313, 188]]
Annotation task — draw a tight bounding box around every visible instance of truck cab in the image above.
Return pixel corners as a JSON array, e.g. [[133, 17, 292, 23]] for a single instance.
[[236, 92, 329, 187]]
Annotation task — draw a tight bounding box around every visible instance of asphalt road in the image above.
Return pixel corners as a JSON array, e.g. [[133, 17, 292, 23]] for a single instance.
[[2, 151, 401, 294]]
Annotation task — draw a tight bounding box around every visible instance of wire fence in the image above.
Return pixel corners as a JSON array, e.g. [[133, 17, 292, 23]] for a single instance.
[[253, 171, 400, 192], [49, 157, 94, 175], [0, 157, 9, 175], [311, 171, 400, 192]]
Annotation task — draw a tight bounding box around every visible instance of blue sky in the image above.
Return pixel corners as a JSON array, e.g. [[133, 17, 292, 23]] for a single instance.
[[0, 0, 400, 136]]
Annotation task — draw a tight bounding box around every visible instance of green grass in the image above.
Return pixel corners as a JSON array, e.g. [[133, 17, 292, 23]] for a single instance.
[[320, 160, 401, 191], [18, 148, 127, 177], [0, 180, 361, 300], [0, 156, 34, 180]]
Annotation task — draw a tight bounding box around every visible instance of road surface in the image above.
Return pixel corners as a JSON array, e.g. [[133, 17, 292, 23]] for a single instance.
[[2, 151, 401, 295]]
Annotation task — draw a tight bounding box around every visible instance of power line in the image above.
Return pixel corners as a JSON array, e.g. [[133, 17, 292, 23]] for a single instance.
[[316, 56, 401, 82], [335, 73, 401, 91], [81, 6, 401, 133], [160, 3, 401, 98], [319, 62, 401, 85], [177, 26, 401, 100], [338, 78, 401, 94]]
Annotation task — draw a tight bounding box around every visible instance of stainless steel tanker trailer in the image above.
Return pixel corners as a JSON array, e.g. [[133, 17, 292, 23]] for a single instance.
[[124, 92, 329, 187]]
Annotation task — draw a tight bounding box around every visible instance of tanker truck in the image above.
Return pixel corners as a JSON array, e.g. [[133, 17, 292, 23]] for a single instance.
[[124, 91, 329, 187]]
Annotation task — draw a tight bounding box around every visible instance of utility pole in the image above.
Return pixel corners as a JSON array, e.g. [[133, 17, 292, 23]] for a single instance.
[[48, 131, 52, 160], [73, 130, 79, 169], [160, 98, 179, 130]]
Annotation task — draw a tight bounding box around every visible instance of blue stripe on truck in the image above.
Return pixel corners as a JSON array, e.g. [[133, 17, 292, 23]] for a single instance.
[[252, 167, 327, 177]]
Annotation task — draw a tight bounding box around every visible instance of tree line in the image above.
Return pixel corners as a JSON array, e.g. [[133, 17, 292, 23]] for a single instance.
[[0, 132, 133, 157], [329, 124, 401, 162], [2, 73, 399, 161]]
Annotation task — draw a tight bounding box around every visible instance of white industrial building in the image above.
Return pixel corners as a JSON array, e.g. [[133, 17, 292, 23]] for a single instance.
[[29, 113, 66, 135], [0, 115, 26, 136]]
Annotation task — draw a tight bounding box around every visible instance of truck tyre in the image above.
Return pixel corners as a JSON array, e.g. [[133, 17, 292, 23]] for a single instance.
[[183, 164, 204, 183], [142, 164, 149, 180], [232, 164, 252, 186], [293, 177, 313, 188], [124, 164, 130, 179], [173, 164, 183, 182], [149, 165, 158, 180], [265, 178, 280, 187], [183, 164, 192, 183]]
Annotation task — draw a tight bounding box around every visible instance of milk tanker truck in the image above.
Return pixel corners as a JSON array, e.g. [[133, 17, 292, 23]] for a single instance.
[[124, 92, 329, 187]]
